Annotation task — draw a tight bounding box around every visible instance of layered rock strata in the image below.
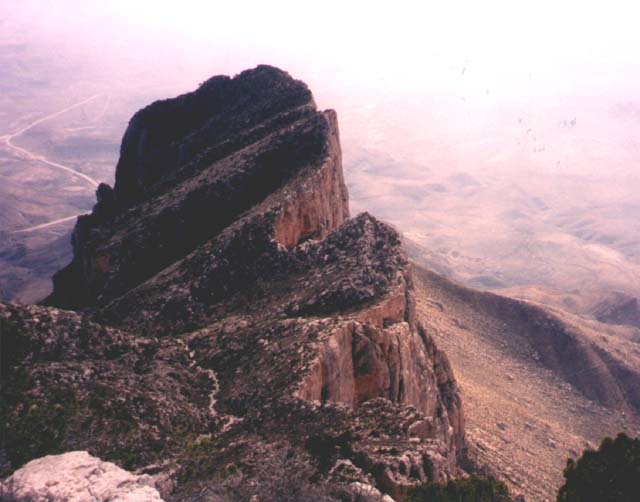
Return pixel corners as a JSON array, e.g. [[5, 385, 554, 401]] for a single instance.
[[1, 66, 465, 499]]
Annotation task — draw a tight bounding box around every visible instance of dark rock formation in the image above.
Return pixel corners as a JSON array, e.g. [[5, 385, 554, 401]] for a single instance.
[[1, 66, 466, 499], [46, 66, 343, 310]]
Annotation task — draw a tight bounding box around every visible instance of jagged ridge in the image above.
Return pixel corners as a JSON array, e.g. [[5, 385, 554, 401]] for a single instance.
[[1, 66, 466, 500]]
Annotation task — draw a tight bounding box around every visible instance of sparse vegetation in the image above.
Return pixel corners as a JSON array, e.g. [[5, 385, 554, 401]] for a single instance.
[[0, 318, 31, 377], [5, 386, 77, 466], [414, 265, 640, 501], [0, 319, 73, 469], [407, 475, 510, 502], [175, 448, 338, 502], [177, 435, 223, 483], [557, 433, 640, 502]]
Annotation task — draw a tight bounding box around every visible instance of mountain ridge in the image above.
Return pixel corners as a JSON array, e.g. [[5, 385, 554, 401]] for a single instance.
[[412, 263, 640, 500], [4, 64, 639, 502], [1, 66, 467, 501]]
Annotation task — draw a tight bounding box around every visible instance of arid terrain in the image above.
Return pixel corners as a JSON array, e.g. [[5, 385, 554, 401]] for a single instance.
[[2, 5, 640, 501], [413, 264, 640, 501], [2, 67, 467, 501], [0, 27, 186, 301], [3, 19, 640, 316], [341, 91, 640, 326]]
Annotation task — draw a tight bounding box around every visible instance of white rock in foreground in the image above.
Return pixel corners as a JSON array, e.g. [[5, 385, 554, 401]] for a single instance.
[[1, 451, 164, 501], [349, 482, 396, 502]]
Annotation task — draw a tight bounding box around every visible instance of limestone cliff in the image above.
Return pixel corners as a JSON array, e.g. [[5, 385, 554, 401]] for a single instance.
[[1, 66, 466, 500]]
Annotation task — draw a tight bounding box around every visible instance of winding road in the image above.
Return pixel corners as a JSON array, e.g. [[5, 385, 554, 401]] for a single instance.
[[3, 94, 108, 233], [10, 215, 80, 234]]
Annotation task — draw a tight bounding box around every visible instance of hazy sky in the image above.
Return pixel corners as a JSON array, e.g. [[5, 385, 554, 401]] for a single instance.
[[4, 0, 640, 102], [2, 0, 640, 302]]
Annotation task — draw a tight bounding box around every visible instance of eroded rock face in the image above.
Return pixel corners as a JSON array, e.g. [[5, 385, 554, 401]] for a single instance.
[[45, 66, 348, 310], [1, 451, 163, 502], [2, 66, 466, 499], [296, 321, 464, 456]]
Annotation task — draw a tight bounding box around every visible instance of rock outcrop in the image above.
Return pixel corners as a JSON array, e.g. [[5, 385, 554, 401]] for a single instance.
[[1, 66, 465, 499], [45, 66, 348, 310], [1, 451, 163, 501]]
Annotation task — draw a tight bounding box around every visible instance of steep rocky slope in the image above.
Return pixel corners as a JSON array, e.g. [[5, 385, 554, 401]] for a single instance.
[[413, 264, 640, 501], [1, 66, 466, 500]]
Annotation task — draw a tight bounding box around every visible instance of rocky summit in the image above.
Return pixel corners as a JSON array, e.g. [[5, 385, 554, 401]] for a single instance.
[[1, 66, 466, 500]]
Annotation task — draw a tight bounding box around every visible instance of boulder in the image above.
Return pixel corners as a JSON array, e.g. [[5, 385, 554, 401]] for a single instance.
[[1, 451, 163, 501]]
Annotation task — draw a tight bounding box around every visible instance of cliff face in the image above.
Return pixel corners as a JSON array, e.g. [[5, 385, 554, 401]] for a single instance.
[[46, 66, 347, 310], [1, 66, 465, 499]]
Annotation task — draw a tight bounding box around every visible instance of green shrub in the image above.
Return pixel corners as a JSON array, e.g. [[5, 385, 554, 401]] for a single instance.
[[3, 385, 79, 468], [557, 433, 640, 502], [177, 435, 222, 483], [175, 447, 338, 502], [407, 475, 510, 502]]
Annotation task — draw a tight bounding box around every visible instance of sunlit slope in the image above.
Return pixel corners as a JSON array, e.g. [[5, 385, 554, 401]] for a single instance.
[[413, 263, 640, 501]]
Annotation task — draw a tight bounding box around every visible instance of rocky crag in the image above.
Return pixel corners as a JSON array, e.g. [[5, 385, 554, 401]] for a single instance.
[[1, 66, 465, 500]]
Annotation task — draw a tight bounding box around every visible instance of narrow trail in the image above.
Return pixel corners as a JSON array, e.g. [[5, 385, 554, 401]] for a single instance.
[[10, 215, 79, 234], [4, 93, 106, 142], [1, 93, 107, 188], [4, 138, 101, 187], [3, 93, 111, 234]]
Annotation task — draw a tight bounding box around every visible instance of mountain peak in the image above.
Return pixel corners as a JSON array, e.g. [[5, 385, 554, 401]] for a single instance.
[[3, 67, 466, 499], [45, 65, 341, 309]]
